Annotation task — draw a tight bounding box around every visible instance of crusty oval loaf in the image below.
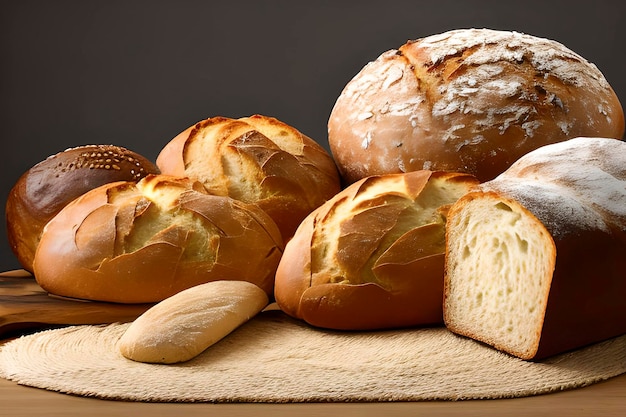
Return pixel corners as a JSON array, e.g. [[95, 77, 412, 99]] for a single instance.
[[32, 174, 283, 303], [444, 137, 626, 360], [275, 170, 479, 330], [328, 28, 624, 184], [119, 280, 269, 364], [5, 145, 159, 272], [156, 114, 342, 240]]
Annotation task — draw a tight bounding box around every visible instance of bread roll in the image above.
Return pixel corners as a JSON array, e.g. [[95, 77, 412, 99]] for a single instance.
[[274, 170, 479, 330], [32, 174, 283, 303], [156, 114, 342, 240], [328, 28, 624, 184], [119, 280, 269, 364], [6, 145, 160, 272], [444, 137, 626, 360]]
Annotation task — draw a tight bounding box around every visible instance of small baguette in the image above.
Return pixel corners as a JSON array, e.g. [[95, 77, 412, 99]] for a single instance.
[[118, 280, 269, 364]]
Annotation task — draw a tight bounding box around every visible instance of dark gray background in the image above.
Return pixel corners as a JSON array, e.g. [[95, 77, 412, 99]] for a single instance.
[[2, 0, 625, 271]]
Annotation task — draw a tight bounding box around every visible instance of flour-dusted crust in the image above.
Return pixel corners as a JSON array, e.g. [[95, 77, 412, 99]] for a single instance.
[[487, 136, 626, 237], [329, 28, 624, 184]]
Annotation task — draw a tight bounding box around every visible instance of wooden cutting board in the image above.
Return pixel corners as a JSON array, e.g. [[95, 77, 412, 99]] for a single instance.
[[0, 270, 153, 337]]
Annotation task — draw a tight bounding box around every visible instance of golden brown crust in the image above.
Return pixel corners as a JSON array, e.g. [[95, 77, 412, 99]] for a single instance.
[[32, 175, 284, 303], [156, 114, 341, 240], [272, 211, 316, 320], [297, 253, 445, 330], [328, 28, 625, 184], [6, 145, 160, 272], [274, 170, 479, 330]]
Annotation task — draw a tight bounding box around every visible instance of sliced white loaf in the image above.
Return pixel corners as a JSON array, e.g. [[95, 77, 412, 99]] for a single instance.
[[444, 137, 626, 360]]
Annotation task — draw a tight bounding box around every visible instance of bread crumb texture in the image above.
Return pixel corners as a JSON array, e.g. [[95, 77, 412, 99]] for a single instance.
[[445, 195, 555, 358]]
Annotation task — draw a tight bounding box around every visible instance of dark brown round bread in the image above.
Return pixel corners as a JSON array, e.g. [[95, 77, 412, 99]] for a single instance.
[[6, 145, 160, 272]]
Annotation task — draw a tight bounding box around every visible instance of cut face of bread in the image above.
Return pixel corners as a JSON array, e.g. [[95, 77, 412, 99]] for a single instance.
[[444, 192, 556, 359]]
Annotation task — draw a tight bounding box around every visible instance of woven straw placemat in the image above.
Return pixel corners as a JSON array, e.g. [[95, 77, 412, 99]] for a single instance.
[[1, 310, 625, 403]]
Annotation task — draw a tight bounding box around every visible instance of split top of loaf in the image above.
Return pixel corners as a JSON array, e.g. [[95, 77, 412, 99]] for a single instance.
[[33, 174, 284, 304], [156, 114, 341, 240], [274, 170, 479, 330]]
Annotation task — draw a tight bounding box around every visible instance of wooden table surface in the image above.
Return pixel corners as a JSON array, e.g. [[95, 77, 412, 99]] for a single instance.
[[1, 372, 625, 417]]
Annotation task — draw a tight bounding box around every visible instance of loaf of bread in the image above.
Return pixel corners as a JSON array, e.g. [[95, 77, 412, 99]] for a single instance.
[[274, 170, 479, 330], [444, 137, 626, 360], [156, 114, 342, 240], [32, 174, 283, 303], [328, 28, 624, 184], [119, 280, 269, 364], [5, 145, 160, 272]]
